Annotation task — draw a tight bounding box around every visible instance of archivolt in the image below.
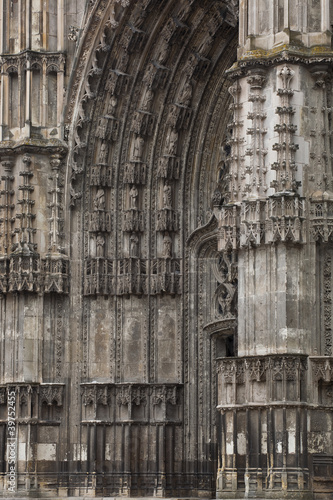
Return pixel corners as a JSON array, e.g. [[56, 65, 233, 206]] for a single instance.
[[62, 1, 239, 486], [65, 0, 238, 256]]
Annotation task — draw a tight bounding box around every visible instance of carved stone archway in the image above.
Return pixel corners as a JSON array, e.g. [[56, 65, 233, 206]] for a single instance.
[[62, 0, 238, 496]]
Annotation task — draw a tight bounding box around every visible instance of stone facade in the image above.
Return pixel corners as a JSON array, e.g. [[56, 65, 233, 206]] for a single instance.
[[0, 1, 332, 499]]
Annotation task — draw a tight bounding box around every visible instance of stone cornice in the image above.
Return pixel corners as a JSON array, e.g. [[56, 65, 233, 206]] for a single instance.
[[0, 139, 68, 156], [0, 50, 66, 71], [227, 44, 333, 77]]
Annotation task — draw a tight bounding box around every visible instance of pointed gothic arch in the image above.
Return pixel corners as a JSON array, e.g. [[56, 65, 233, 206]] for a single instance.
[[62, 0, 238, 495]]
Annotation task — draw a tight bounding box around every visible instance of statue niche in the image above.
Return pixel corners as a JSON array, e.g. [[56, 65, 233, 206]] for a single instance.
[[203, 250, 238, 359]]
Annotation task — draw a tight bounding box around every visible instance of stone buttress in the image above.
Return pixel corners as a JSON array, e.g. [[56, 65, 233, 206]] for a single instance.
[[216, 1, 333, 498]]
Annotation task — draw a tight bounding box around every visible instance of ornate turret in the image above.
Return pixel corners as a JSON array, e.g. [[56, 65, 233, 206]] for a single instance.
[[216, 1, 333, 498]]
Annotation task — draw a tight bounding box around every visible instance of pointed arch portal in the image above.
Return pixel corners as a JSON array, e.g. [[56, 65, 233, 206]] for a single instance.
[[63, 1, 238, 495]]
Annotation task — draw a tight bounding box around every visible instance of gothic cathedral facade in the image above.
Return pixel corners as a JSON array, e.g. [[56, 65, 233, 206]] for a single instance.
[[0, 1, 332, 499]]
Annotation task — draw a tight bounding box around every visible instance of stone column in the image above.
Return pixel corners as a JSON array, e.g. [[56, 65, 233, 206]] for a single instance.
[[217, 1, 333, 498]]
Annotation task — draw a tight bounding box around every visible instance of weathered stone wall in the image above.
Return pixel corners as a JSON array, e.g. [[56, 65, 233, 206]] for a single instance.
[[215, 0, 333, 498], [0, 0, 239, 497], [0, 1, 332, 499]]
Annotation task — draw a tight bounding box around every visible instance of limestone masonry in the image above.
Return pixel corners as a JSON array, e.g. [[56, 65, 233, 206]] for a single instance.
[[0, 1, 332, 499]]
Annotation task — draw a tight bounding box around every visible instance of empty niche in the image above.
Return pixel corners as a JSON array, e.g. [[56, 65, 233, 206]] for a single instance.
[[96, 400, 108, 420], [31, 67, 41, 126], [251, 380, 266, 403], [20, 69, 26, 127], [9, 71, 19, 129], [131, 396, 146, 421], [165, 396, 180, 421], [236, 381, 245, 405], [47, 71, 57, 127], [123, 317, 144, 382], [308, 0, 321, 32], [318, 380, 333, 406], [286, 378, 297, 401], [48, 0, 58, 51], [157, 307, 177, 382], [216, 335, 235, 358], [9, 0, 19, 52]]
